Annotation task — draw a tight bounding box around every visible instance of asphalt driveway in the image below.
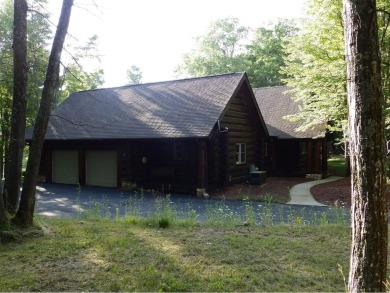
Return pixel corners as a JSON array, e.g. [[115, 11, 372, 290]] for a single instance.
[[35, 183, 351, 225]]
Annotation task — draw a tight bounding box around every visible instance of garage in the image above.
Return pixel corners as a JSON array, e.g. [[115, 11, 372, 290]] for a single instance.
[[52, 150, 79, 184], [86, 150, 118, 187]]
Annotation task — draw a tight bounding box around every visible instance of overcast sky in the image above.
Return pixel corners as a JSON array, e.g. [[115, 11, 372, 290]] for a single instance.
[[46, 0, 306, 87]]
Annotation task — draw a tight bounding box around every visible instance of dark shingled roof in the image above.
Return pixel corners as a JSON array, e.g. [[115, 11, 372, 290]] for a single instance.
[[42, 73, 247, 140], [253, 86, 325, 139]]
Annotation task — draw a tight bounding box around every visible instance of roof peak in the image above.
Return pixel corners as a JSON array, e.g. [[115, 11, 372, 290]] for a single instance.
[[78, 72, 246, 94], [253, 84, 290, 90]]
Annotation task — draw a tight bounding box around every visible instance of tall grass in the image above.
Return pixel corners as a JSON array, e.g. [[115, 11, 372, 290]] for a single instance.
[[74, 190, 349, 228]]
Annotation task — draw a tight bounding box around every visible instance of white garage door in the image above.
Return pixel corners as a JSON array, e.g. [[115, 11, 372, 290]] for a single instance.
[[86, 150, 117, 187], [52, 150, 79, 184]]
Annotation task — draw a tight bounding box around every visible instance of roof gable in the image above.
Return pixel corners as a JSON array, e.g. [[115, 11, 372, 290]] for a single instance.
[[253, 86, 326, 139], [44, 73, 247, 140]]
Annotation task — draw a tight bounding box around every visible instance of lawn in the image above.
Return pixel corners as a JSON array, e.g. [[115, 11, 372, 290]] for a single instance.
[[0, 218, 358, 292], [328, 155, 347, 177]]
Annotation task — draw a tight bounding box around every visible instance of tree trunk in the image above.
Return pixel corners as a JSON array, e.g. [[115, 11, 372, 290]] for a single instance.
[[343, 0, 388, 291], [3, 0, 28, 215], [13, 0, 74, 227]]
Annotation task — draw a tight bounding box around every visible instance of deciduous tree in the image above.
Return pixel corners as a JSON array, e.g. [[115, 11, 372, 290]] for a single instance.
[[176, 18, 297, 88], [282, 0, 347, 134], [4, 0, 29, 215], [343, 0, 387, 291], [246, 19, 298, 87], [55, 35, 104, 106], [13, 0, 74, 227], [175, 17, 249, 78], [127, 65, 142, 85]]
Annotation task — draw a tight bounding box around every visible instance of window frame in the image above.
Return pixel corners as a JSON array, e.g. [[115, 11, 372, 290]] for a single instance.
[[235, 143, 246, 165], [174, 142, 188, 161]]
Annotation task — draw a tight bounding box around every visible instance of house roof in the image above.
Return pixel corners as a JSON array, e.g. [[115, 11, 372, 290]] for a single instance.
[[253, 86, 325, 139], [41, 72, 258, 140]]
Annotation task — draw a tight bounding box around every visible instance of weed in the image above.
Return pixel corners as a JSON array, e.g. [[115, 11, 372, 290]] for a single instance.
[[82, 195, 111, 219], [258, 194, 280, 204], [125, 191, 144, 218], [76, 184, 82, 218], [258, 202, 274, 226], [158, 217, 170, 228], [205, 201, 238, 226], [338, 264, 348, 293], [122, 181, 142, 192], [243, 196, 256, 225]]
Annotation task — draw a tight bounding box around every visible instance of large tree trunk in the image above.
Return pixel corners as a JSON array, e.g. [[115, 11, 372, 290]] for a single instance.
[[13, 0, 74, 227], [343, 0, 388, 291], [3, 0, 28, 215]]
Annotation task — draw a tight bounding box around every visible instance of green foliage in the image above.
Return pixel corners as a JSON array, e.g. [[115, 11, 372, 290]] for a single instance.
[[282, 0, 390, 138], [328, 155, 346, 177], [127, 65, 143, 84], [56, 35, 105, 105], [282, 0, 347, 134], [158, 217, 170, 228], [175, 17, 249, 77], [176, 18, 298, 88], [247, 19, 298, 87]]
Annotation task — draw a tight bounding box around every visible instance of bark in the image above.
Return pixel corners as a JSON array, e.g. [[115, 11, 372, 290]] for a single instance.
[[0, 196, 10, 230], [343, 0, 388, 291], [3, 0, 28, 215], [13, 0, 74, 227]]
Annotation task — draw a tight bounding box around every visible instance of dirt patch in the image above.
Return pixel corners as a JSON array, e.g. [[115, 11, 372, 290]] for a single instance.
[[311, 177, 390, 208], [210, 177, 314, 203]]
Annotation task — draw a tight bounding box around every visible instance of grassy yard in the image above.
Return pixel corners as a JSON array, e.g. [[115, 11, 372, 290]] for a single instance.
[[328, 155, 347, 177], [328, 155, 390, 178], [0, 218, 358, 292]]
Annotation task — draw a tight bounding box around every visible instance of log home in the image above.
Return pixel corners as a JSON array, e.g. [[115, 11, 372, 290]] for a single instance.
[[32, 73, 268, 194], [253, 86, 328, 178]]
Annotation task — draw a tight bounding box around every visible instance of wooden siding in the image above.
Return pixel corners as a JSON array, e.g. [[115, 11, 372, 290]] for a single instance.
[[219, 84, 266, 184], [266, 138, 327, 177], [40, 139, 199, 193]]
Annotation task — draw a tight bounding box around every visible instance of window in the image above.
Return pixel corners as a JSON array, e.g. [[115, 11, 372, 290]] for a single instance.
[[174, 142, 188, 160], [235, 143, 246, 164]]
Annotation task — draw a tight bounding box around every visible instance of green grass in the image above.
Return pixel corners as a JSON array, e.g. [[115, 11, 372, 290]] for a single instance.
[[328, 155, 347, 177], [328, 155, 390, 178], [0, 218, 360, 292]]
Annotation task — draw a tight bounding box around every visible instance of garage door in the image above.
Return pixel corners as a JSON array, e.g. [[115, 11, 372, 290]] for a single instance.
[[86, 150, 117, 187], [52, 150, 79, 184]]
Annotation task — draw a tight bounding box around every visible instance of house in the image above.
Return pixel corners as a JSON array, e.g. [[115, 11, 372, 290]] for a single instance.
[[253, 86, 328, 178], [33, 73, 268, 194]]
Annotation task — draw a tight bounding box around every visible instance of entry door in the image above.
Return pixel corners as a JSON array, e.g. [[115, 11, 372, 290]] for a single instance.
[[86, 150, 117, 187], [52, 150, 79, 184]]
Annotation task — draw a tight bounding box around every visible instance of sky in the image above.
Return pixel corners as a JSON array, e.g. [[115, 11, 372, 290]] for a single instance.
[[46, 0, 306, 87]]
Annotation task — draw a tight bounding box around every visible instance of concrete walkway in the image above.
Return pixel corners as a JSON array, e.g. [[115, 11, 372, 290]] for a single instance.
[[288, 176, 344, 206]]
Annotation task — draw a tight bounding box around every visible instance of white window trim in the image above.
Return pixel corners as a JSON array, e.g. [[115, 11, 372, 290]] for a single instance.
[[236, 143, 246, 164]]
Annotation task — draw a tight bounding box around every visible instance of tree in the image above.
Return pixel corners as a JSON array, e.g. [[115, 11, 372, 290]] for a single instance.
[[13, 0, 74, 227], [283, 0, 390, 136], [55, 35, 105, 106], [246, 19, 298, 87], [282, 0, 347, 134], [175, 17, 249, 77], [176, 18, 297, 88], [127, 65, 142, 85], [4, 0, 29, 215], [0, 0, 51, 189], [0, 0, 20, 188], [343, 0, 387, 291]]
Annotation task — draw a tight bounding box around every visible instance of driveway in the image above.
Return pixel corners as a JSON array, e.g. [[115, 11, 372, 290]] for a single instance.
[[35, 183, 351, 225]]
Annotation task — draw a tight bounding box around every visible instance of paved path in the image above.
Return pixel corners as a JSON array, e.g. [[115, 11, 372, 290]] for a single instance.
[[35, 182, 350, 225], [288, 176, 344, 206]]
